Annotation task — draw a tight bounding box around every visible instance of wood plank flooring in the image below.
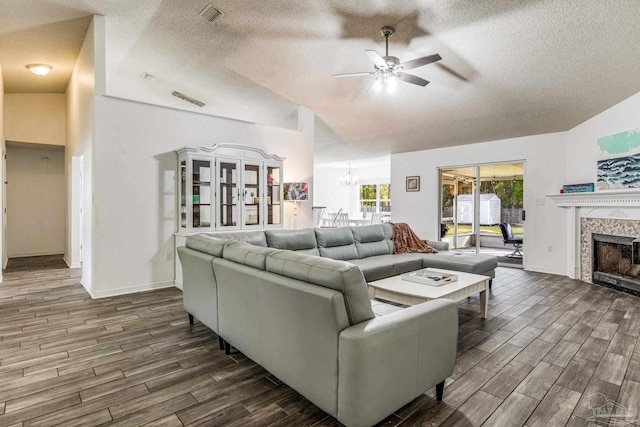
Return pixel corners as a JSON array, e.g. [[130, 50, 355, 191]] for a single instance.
[[1, 256, 639, 426]]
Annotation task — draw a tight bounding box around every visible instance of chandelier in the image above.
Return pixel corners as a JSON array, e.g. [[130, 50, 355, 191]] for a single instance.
[[339, 163, 359, 187]]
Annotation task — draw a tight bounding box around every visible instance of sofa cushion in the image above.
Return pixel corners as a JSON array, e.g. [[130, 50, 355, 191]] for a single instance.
[[222, 242, 276, 270], [380, 222, 394, 239], [349, 253, 424, 282], [265, 229, 319, 256], [352, 225, 393, 258], [347, 258, 393, 282], [390, 253, 427, 275], [185, 234, 228, 257], [426, 240, 449, 252], [421, 252, 497, 276], [370, 299, 403, 317], [203, 231, 268, 247], [315, 227, 359, 260], [265, 250, 374, 325]]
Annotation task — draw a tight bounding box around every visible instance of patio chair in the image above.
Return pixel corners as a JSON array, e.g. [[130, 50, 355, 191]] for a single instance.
[[499, 223, 523, 258]]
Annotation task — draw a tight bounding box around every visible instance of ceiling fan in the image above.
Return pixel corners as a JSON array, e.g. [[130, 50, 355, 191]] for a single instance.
[[332, 25, 441, 90]]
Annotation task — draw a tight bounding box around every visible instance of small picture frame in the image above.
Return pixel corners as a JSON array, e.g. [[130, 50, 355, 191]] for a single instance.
[[406, 176, 420, 192]]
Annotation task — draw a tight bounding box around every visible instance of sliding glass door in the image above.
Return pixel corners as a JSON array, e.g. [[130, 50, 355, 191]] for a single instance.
[[440, 170, 476, 250], [439, 162, 525, 265]]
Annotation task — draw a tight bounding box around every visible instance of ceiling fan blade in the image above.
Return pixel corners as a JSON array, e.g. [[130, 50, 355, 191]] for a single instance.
[[332, 72, 375, 78], [397, 72, 430, 87], [365, 50, 388, 69], [400, 53, 442, 70]]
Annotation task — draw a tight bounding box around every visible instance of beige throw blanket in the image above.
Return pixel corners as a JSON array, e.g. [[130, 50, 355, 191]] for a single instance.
[[391, 222, 438, 254]]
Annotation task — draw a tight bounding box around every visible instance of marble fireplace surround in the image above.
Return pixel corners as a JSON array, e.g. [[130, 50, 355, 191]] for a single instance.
[[548, 190, 640, 282], [580, 218, 640, 282]]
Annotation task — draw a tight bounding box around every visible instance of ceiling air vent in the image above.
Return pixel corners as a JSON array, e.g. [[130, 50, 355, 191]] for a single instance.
[[199, 4, 224, 24], [172, 91, 206, 108]]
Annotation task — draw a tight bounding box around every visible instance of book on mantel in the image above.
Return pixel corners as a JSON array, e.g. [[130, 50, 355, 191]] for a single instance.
[[401, 269, 458, 286]]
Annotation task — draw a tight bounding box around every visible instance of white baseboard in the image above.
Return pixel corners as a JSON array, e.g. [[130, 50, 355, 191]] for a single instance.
[[9, 250, 65, 258], [63, 256, 81, 269], [83, 280, 177, 299], [523, 264, 566, 277], [174, 280, 183, 291]]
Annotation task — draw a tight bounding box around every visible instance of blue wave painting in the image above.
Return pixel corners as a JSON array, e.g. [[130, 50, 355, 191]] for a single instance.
[[597, 153, 640, 190]]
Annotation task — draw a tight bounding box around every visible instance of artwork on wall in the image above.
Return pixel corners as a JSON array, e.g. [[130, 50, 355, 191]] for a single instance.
[[406, 176, 420, 192], [284, 182, 309, 200], [597, 128, 640, 190]]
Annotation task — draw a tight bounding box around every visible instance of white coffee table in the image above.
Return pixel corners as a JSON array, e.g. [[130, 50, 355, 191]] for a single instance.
[[368, 268, 490, 318]]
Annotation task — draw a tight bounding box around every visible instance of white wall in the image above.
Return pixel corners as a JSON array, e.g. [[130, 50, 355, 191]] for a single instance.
[[64, 15, 315, 299], [566, 91, 640, 182], [6, 144, 65, 257], [4, 94, 66, 146], [66, 17, 96, 286], [89, 97, 314, 297], [391, 132, 568, 276], [314, 156, 390, 218], [0, 64, 5, 277], [282, 106, 314, 229]]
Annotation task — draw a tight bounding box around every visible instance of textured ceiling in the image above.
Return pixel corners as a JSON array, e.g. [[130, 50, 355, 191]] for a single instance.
[[2, 0, 640, 164]]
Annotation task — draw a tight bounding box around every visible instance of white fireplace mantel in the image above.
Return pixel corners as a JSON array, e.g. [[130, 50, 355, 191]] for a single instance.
[[547, 190, 640, 208], [546, 190, 640, 280]]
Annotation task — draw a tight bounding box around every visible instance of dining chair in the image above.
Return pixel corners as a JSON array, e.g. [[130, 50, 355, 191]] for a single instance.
[[335, 212, 350, 227]]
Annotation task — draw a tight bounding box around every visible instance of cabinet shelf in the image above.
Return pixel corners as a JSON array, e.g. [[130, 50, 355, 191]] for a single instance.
[[177, 145, 283, 231]]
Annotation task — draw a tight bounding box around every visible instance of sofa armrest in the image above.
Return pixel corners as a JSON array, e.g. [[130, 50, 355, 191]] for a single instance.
[[337, 299, 457, 427], [427, 240, 449, 251], [177, 247, 219, 333]]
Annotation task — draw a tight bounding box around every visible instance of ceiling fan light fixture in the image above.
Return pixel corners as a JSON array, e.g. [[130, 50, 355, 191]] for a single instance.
[[26, 64, 52, 76], [332, 25, 441, 89], [372, 78, 383, 92], [386, 77, 397, 94]]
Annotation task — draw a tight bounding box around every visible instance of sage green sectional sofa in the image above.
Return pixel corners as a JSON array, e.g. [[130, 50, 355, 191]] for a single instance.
[[178, 224, 497, 426]]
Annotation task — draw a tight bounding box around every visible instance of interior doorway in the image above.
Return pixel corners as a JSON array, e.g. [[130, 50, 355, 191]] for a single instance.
[[6, 142, 66, 261], [439, 162, 525, 267]]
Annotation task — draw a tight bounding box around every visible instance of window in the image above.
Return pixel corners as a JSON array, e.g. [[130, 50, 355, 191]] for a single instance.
[[359, 182, 391, 216]]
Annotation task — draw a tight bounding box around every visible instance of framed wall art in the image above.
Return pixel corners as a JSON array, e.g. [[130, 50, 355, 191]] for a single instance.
[[406, 176, 420, 192], [597, 128, 640, 190]]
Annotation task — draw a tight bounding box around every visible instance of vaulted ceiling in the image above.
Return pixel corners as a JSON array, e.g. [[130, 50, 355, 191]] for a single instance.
[[2, 0, 640, 164]]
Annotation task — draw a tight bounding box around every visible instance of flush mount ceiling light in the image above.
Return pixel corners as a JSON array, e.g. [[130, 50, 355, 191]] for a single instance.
[[26, 64, 52, 76]]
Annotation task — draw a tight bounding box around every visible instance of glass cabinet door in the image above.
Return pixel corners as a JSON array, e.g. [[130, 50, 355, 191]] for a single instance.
[[180, 160, 187, 228], [192, 159, 213, 228], [266, 165, 282, 226], [218, 160, 239, 228], [243, 163, 262, 227]]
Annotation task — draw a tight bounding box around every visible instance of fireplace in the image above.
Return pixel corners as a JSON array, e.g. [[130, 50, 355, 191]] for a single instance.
[[548, 190, 640, 291], [592, 233, 640, 296]]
